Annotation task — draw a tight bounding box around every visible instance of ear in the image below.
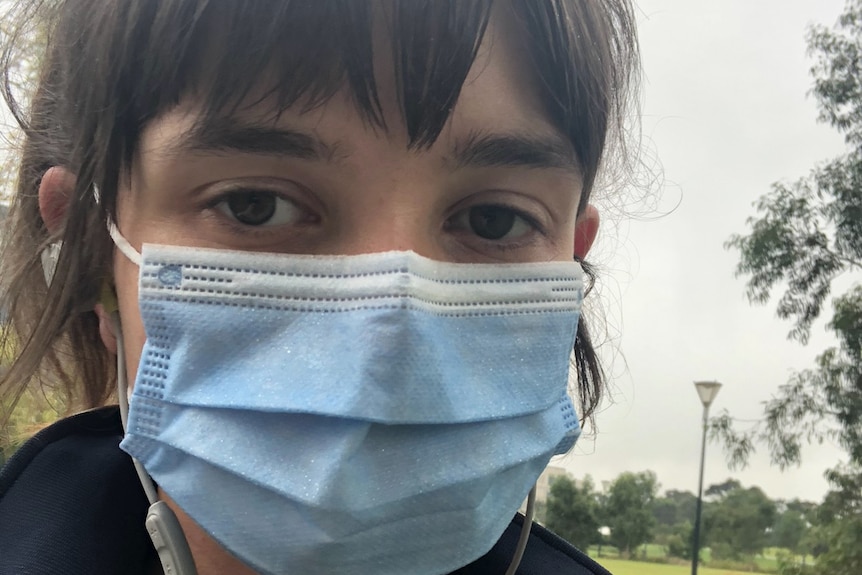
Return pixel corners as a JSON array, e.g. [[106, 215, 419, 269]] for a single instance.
[[573, 204, 600, 260], [94, 303, 118, 355], [38, 167, 118, 355], [38, 166, 77, 235]]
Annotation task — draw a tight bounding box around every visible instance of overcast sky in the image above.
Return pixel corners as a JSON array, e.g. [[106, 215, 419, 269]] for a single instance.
[[559, 0, 853, 503]]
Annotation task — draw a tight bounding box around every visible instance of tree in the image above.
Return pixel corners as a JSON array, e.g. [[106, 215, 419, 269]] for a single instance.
[[544, 474, 601, 550], [665, 521, 693, 560], [717, 3, 862, 572], [602, 471, 658, 557], [0, 383, 64, 465], [652, 489, 698, 529], [651, 488, 698, 559], [801, 471, 862, 575], [772, 508, 808, 554], [704, 478, 742, 500], [0, 2, 47, 203], [703, 484, 777, 560]]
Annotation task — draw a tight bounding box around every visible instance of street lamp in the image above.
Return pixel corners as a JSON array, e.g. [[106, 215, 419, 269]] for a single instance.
[[691, 381, 721, 575], [597, 526, 611, 558]]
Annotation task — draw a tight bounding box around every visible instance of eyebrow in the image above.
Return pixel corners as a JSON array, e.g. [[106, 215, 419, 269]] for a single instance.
[[450, 130, 581, 175], [166, 118, 579, 175], [167, 118, 342, 162]]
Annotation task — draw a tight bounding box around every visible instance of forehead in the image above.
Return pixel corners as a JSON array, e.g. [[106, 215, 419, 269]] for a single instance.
[[139, 4, 570, 167], [66, 0, 626, 211], [131, 1, 502, 151]]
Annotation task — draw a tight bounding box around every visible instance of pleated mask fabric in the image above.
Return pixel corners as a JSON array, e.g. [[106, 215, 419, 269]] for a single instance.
[[119, 244, 584, 575]]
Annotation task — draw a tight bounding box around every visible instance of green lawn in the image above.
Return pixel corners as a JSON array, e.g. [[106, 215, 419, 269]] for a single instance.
[[597, 559, 769, 575], [589, 544, 705, 562]]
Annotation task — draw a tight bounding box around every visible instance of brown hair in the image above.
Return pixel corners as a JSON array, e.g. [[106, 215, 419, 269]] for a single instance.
[[0, 0, 640, 425]]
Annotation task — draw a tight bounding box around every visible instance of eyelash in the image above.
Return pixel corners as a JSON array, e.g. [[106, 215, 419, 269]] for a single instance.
[[446, 203, 548, 247], [204, 188, 313, 234], [201, 187, 550, 254], [495, 204, 546, 235]]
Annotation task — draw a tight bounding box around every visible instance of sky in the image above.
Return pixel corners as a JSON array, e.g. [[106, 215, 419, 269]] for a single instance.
[[555, 0, 853, 503], [0, 1, 854, 504]]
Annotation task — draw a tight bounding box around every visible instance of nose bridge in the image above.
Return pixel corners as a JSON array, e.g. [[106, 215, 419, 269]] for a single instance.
[[342, 200, 431, 256], [338, 180, 439, 256]]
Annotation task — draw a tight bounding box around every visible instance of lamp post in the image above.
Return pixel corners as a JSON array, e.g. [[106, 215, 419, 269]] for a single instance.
[[691, 381, 721, 575], [597, 526, 610, 558]]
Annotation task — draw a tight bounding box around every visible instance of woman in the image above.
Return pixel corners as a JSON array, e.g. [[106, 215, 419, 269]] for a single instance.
[[0, 1, 640, 573]]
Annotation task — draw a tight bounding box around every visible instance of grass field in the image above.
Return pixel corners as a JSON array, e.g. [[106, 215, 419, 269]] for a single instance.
[[597, 559, 768, 575]]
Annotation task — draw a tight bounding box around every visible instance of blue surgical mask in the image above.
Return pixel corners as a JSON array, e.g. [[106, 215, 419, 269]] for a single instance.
[[113, 234, 583, 575]]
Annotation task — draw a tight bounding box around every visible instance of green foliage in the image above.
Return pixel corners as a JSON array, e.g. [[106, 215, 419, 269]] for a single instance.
[[705, 478, 743, 499], [533, 500, 547, 525], [650, 488, 698, 561], [0, 297, 64, 465], [544, 474, 601, 550], [720, 4, 862, 573], [809, 0, 862, 150], [726, 179, 844, 343], [802, 516, 862, 575], [603, 471, 659, 557], [0, 2, 47, 202], [719, 0, 862, 470], [0, 383, 65, 465], [665, 521, 693, 560], [652, 489, 698, 528], [796, 467, 862, 574], [573, 471, 828, 569], [771, 509, 808, 553], [704, 484, 777, 560], [776, 556, 815, 575], [651, 497, 677, 527]]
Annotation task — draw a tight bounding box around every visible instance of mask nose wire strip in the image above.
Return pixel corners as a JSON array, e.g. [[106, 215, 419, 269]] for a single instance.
[[504, 485, 536, 575], [112, 311, 159, 505]]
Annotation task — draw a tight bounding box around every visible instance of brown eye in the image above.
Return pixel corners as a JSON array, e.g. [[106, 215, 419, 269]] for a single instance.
[[216, 190, 305, 227], [447, 204, 535, 242], [468, 206, 518, 240], [445, 198, 550, 259], [226, 192, 277, 225]]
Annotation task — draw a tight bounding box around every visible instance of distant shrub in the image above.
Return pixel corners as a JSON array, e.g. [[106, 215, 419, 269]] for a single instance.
[[776, 551, 815, 575]]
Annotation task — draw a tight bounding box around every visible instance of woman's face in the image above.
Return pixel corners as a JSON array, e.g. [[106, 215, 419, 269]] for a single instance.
[[109, 6, 590, 573]]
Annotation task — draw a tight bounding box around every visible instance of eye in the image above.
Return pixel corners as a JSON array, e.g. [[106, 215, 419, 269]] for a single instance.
[[450, 205, 535, 241], [215, 190, 304, 227]]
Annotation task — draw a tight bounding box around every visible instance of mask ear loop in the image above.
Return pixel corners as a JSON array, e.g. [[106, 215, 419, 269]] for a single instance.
[[504, 485, 536, 575], [112, 310, 199, 575]]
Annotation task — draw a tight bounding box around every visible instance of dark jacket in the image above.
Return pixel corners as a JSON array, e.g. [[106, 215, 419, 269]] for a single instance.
[[0, 407, 612, 575]]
